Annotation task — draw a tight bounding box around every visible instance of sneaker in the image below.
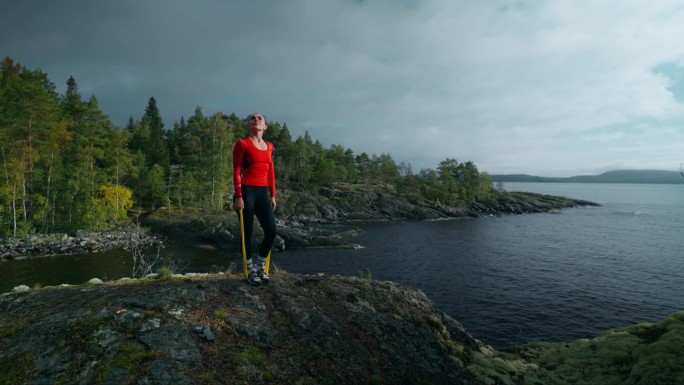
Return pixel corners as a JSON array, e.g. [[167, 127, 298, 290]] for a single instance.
[[258, 269, 270, 284], [246, 269, 261, 286]]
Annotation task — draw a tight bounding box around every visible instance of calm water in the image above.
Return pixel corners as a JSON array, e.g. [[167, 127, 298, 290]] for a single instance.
[[2, 183, 683, 348]]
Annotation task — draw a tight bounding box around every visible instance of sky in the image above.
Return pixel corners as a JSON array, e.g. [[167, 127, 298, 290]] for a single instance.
[[3, 0, 684, 177]]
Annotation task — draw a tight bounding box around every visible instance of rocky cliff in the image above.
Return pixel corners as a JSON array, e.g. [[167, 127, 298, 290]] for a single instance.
[[0, 273, 531, 385], [3, 272, 683, 384]]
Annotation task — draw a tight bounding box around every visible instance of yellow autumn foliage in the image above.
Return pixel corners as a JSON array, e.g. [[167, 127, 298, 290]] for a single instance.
[[98, 185, 134, 212], [85, 185, 135, 229]]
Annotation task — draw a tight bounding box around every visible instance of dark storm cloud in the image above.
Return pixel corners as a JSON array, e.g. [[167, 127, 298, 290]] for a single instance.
[[3, 0, 684, 175]]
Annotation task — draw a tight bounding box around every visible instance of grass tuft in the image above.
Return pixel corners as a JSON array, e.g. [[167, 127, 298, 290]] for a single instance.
[[235, 346, 267, 368], [156, 267, 174, 280], [214, 309, 227, 320], [111, 342, 156, 371]]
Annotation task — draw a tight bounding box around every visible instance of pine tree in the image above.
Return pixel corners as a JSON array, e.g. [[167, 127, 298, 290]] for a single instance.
[[0, 62, 61, 234], [62, 76, 86, 120], [143, 96, 169, 168], [273, 123, 293, 189], [356, 152, 376, 186]]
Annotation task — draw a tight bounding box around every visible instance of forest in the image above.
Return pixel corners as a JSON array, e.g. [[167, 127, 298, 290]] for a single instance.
[[0, 56, 492, 237]]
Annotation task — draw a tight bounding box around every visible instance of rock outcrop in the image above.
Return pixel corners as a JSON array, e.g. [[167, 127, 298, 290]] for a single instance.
[[0, 273, 531, 385], [2, 273, 683, 384]]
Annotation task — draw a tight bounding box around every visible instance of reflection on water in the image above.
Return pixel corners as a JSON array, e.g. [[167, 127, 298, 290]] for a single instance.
[[0, 244, 234, 293]]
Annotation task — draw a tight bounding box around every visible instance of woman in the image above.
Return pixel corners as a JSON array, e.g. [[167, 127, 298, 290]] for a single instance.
[[233, 112, 277, 286]]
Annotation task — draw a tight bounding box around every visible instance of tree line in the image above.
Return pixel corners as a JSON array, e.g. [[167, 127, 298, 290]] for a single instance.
[[0, 57, 492, 237]]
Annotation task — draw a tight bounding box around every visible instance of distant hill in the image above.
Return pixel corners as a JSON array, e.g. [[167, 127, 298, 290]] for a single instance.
[[491, 169, 684, 184]]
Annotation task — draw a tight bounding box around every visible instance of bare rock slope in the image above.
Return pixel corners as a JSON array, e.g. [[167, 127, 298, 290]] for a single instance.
[[0, 273, 529, 385]]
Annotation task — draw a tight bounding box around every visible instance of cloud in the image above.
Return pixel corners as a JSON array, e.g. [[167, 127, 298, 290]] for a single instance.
[[3, 0, 684, 176]]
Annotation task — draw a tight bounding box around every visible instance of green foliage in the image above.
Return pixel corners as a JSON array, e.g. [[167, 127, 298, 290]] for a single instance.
[[156, 266, 174, 279], [1, 57, 62, 235], [519, 310, 684, 385], [142, 97, 168, 168], [111, 342, 155, 371], [84, 184, 135, 230], [1, 56, 493, 236], [142, 164, 166, 209], [214, 309, 227, 320], [234, 346, 267, 367]]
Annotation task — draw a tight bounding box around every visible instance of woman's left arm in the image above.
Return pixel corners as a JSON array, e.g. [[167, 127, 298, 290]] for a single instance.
[[269, 143, 277, 211]]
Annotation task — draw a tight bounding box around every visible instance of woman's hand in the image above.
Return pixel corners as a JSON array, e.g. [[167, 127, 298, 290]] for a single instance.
[[271, 197, 277, 211], [234, 197, 244, 212]]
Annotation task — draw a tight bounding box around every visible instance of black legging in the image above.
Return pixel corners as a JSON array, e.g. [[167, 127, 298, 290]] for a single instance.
[[239, 185, 277, 261]]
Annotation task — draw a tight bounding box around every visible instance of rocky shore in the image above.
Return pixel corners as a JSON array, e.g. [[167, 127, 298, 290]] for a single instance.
[[0, 225, 162, 262], [0, 189, 599, 261], [170, 189, 600, 252]]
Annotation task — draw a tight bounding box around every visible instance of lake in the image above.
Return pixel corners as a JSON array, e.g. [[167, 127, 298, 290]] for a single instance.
[[2, 182, 683, 349]]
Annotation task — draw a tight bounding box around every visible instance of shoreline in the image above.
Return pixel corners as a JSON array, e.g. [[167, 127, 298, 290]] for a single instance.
[[0, 224, 163, 262], [1, 191, 599, 261]]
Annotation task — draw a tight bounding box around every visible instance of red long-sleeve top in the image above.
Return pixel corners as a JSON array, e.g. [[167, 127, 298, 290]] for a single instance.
[[232, 137, 276, 198]]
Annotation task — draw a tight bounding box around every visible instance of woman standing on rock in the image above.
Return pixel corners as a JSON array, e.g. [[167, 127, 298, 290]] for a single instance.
[[232, 112, 278, 286]]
